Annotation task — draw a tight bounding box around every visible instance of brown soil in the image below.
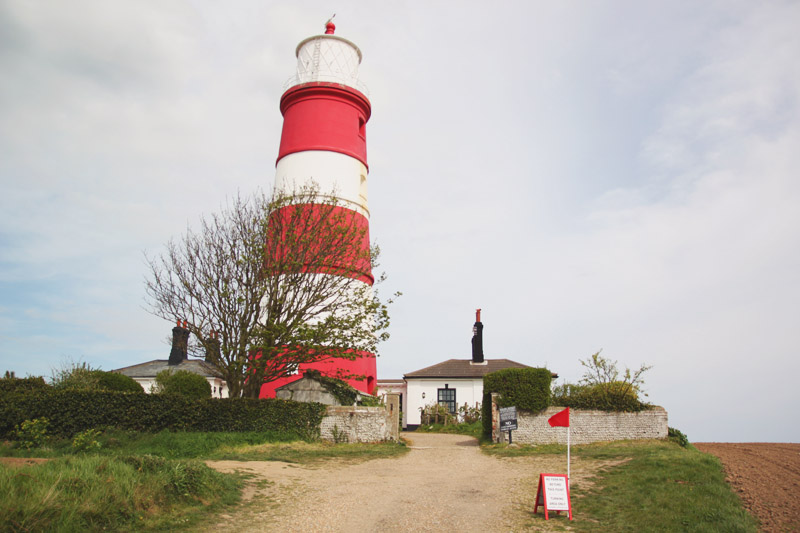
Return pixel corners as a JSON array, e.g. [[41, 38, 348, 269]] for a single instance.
[[0, 457, 50, 468], [203, 433, 597, 532], [694, 443, 800, 533]]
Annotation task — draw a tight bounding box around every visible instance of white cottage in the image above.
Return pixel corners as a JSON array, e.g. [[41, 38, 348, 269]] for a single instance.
[[377, 310, 555, 429], [403, 358, 533, 429]]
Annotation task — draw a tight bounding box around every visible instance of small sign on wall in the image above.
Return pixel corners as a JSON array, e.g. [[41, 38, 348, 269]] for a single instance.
[[534, 473, 573, 520], [499, 406, 517, 431]]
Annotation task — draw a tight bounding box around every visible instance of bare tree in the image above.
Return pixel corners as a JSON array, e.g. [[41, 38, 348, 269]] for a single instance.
[[145, 187, 396, 398]]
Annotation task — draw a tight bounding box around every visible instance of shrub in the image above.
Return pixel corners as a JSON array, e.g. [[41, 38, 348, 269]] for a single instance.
[[14, 417, 49, 449], [49, 363, 144, 393], [457, 403, 481, 424], [419, 402, 456, 426], [553, 380, 649, 412], [484, 368, 552, 411], [482, 368, 552, 439], [154, 370, 211, 399], [0, 375, 49, 394], [93, 371, 143, 393], [51, 361, 99, 390], [72, 428, 103, 452], [579, 351, 651, 396], [669, 426, 690, 447]]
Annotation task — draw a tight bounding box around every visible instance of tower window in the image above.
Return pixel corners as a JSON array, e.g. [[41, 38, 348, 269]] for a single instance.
[[358, 117, 366, 139]]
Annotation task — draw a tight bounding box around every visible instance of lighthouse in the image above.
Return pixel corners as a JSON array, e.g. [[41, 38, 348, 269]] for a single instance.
[[259, 20, 377, 397]]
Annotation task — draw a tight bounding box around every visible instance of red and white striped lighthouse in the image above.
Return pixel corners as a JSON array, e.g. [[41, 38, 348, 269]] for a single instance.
[[259, 20, 377, 397]]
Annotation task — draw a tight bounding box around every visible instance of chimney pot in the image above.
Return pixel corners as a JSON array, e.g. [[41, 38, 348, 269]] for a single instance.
[[471, 309, 484, 364], [169, 322, 190, 365]]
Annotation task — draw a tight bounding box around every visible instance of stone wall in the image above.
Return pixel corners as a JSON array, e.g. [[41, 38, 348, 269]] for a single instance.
[[320, 394, 400, 443], [276, 377, 339, 405], [493, 403, 668, 445]]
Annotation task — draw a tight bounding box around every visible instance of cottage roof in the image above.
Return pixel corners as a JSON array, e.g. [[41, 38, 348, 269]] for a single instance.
[[403, 359, 532, 379], [113, 359, 222, 379]]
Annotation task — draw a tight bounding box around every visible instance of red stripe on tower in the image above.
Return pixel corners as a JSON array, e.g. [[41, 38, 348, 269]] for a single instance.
[[259, 20, 377, 398]]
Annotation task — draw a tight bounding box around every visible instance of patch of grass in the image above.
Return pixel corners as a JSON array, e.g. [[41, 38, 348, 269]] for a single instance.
[[414, 420, 482, 439], [0, 454, 241, 531], [1, 429, 302, 459], [485, 439, 757, 532], [482, 442, 567, 457], [211, 440, 408, 464]]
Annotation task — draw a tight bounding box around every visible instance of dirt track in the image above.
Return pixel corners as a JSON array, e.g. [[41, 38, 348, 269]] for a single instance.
[[694, 442, 800, 533], [204, 433, 592, 532]]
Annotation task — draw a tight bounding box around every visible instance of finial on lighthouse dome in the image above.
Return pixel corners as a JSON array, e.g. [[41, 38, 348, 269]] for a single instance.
[[325, 15, 336, 35]]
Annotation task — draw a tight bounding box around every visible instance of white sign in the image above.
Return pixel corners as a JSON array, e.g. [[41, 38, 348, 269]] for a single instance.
[[543, 476, 570, 511]]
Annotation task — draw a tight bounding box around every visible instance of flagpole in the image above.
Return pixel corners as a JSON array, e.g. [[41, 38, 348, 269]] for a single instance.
[[567, 425, 571, 486]]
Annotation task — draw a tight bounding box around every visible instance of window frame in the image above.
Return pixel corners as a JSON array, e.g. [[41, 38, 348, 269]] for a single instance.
[[437, 386, 456, 414]]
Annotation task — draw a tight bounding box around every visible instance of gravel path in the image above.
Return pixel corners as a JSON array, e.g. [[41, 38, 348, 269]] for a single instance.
[[204, 433, 589, 532]]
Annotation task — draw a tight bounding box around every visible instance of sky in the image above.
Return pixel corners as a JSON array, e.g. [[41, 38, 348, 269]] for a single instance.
[[1, 1, 798, 442]]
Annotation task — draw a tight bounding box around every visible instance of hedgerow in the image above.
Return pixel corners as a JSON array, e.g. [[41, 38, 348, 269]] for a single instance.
[[482, 368, 552, 438], [484, 367, 552, 410], [0, 389, 325, 439], [0, 376, 50, 394]]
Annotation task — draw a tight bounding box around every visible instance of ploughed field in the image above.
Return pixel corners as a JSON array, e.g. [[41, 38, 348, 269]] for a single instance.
[[694, 442, 800, 533]]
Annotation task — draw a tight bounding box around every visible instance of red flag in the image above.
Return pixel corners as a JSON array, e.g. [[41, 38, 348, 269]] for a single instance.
[[548, 407, 570, 427]]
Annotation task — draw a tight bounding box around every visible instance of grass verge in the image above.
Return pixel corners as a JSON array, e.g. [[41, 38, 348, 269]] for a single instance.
[[0, 454, 241, 532], [1, 428, 408, 464], [0, 428, 300, 459], [484, 440, 758, 532], [211, 439, 408, 463]]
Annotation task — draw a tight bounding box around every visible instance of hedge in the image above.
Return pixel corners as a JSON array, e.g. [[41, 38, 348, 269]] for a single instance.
[[0, 390, 326, 439], [0, 376, 50, 395], [482, 367, 552, 438]]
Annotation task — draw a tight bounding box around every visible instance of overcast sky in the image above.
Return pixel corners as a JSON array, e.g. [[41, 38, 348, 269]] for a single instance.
[[1, 1, 798, 442]]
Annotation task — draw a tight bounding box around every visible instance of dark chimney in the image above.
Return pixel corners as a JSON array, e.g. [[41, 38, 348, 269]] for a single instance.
[[205, 330, 221, 364], [169, 320, 190, 366], [471, 308, 484, 363]]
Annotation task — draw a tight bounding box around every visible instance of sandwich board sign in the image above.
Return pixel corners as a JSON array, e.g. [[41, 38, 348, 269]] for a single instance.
[[534, 473, 573, 520]]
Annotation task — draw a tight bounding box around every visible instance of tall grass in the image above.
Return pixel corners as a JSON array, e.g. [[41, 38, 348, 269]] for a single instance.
[[0, 455, 240, 532]]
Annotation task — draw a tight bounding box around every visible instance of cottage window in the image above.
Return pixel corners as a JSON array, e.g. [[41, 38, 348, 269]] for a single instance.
[[437, 387, 456, 414]]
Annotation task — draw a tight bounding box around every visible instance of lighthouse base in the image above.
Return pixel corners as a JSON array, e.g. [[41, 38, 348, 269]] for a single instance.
[[258, 354, 377, 398]]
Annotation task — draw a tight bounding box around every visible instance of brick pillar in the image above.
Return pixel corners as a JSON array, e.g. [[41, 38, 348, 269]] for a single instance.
[[386, 393, 400, 441], [491, 393, 502, 443]]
